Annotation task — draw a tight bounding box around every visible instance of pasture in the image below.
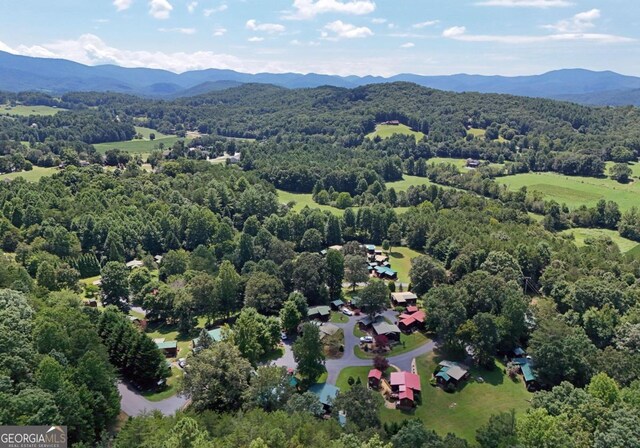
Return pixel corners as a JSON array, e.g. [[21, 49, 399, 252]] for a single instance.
[[366, 124, 425, 142], [386, 174, 435, 191], [0, 166, 58, 182], [94, 136, 189, 154], [605, 161, 640, 179], [497, 172, 640, 211], [1, 104, 64, 116], [277, 189, 350, 216], [134, 126, 172, 140], [560, 228, 639, 253]]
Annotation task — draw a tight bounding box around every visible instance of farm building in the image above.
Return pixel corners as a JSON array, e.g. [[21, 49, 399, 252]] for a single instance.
[[435, 361, 469, 389], [390, 371, 422, 408], [308, 383, 340, 412], [368, 369, 383, 389], [308, 306, 331, 321], [154, 339, 178, 358], [391, 292, 418, 307]]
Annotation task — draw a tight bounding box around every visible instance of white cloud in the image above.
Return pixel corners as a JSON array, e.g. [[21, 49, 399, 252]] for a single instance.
[[442, 25, 634, 44], [323, 20, 373, 39], [371, 18, 386, 24], [400, 42, 415, 48], [475, 0, 572, 7], [543, 8, 600, 32], [285, 0, 376, 20], [213, 27, 227, 36], [149, 0, 173, 19], [412, 20, 439, 29], [187, 1, 198, 13], [246, 19, 286, 34], [158, 27, 196, 34], [248, 37, 265, 42], [203, 4, 227, 17], [113, 0, 133, 12]]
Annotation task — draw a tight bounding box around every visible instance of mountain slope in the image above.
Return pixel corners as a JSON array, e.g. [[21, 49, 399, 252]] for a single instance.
[[1, 50, 640, 104]]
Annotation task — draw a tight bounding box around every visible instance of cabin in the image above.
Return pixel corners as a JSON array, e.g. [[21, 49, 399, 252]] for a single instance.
[[435, 361, 469, 389], [374, 265, 397, 280], [390, 371, 421, 408], [466, 158, 481, 168], [191, 328, 223, 350], [368, 369, 383, 389], [154, 339, 178, 358], [128, 315, 148, 330], [228, 152, 242, 164], [513, 357, 539, 391], [318, 323, 340, 340], [330, 299, 345, 310], [398, 310, 426, 333], [382, 120, 400, 126], [308, 306, 331, 321], [154, 255, 163, 264], [125, 259, 144, 269], [308, 383, 340, 413], [372, 320, 401, 341], [391, 292, 418, 307]]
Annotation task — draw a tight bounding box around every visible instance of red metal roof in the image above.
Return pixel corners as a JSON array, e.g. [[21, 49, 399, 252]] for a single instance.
[[390, 371, 421, 392], [400, 317, 416, 327], [412, 311, 426, 323], [368, 369, 382, 380], [406, 306, 419, 314], [399, 388, 414, 401]]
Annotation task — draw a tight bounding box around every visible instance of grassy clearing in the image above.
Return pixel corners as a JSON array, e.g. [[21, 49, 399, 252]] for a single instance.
[[277, 189, 350, 216], [428, 157, 505, 172], [1, 104, 64, 116], [605, 161, 640, 179], [330, 311, 349, 324], [560, 228, 639, 253], [0, 166, 58, 182], [94, 136, 190, 154], [467, 128, 507, 143], [497, 172, 640, 212], [389, 246, 421, 284], [142, 365, 183, 402], [366, 124, 425, 142], [379, 352, 531, 442], [355, 331, 430, 359], [134, 126, 172, 140], [386, 175, 435, 192]]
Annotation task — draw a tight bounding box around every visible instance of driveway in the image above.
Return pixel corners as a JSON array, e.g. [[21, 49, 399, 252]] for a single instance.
[[118, 381, 189, 417]]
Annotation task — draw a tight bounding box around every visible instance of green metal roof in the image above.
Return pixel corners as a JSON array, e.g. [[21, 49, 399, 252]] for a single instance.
[[521, 363, 537, 383], [309, 383, 340, 406], [155, 340, 178, 350]]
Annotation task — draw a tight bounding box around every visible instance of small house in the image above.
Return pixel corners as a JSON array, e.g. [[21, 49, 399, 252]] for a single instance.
[[328, 245, 343, 251], [308, 383, 340, 412], [391, 292, 418, 307], [466, 158, 481, 168], [372, 320, 401, 341], [368, 369, 383, 389], [330, 299, 345, 310], [128, 315, 148, 330], [374, 266, 397, 280], [513, 357, 539, 391], [125, 259, 144, 269], [365, 244, 376, 254], [398, 310, 426, 333], [191, 328, 223, 349], [308, 306, 331, 321], [435, 361, 469, 389], [319, 323, 340, 340], [154, 255, 163, 264], [154, 339, 178, 358], [390, 371, 421, 408]]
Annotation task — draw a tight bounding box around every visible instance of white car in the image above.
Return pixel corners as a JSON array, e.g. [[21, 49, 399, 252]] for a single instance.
[[360, 336, 373, 344], [281, 332, 288, 340], [342, 308, 354, 316], [177, 358, 187, 369]]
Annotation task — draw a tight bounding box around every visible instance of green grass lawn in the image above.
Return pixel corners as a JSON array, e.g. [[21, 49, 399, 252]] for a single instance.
[[336, 366, 395, 391], [277, 189, 351, 216], [0, 166, 58, 182], [94, 136, 191, 154], [134, 126, 172, 140], [560, 228, 639, 253], [605, 161, 640, 179], [330, 311, 349, 324], [355, 331, 430, 359], [467, 128, 507, 143], [379, 353, 532, 442], [366, 124, 425, 142], [1, 104, 65, 116], [386, 175, 435, 192], [388, 246, 422, 284], [428, 157, 505, 172], [142, 365, 183, 402], [497, 171, 640, 212]]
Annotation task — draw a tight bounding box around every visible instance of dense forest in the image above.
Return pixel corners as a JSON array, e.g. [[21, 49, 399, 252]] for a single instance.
[[0, 82, 639, 447]]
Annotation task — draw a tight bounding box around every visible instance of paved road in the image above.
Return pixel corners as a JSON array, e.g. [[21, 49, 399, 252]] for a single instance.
[[274, 309, 437, 384], [118, 381, 189, 417]]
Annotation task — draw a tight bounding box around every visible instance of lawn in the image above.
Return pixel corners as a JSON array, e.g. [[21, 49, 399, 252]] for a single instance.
[[497, 171, 640, 212], [388, 246, 422, 284], [560, 228, 639, 253], [0, 166, 58, 182], [386, 175, 435, 192], [366, 124, 425, 142], [1, 104, 65, 116], [428, 157, 505, 172], [94, 136, 191, 154], [355, 331, 430, 359], [467, 128, 507, 143], [143, 365, 183, 402], [134, 126, 172, 140], [336, 366, 395, 391], [379, 352, 532, 442], [330, 311, 349, 324], [605, 161, 640, 179], [277, 189, 350, 216]]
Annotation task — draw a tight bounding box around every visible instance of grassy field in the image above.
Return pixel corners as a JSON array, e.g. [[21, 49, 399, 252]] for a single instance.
[[560, 228, 639, 253], [467, 128, 507, 143], [379, 353, 531, 442], [388, 246, 422, 284], [94, 136, 189, 154], [0, 166, 58, 182], [277, 189, 351, 216], [386, 175, 435, 192], [366, 124, 425, 142], [497, 172, 640, 211], [134, 126, 172, 140], [1, 104, 64, 116], [605, 161, 640, 179], [355, 331, 430, 359], [428, 157, 505, 172]]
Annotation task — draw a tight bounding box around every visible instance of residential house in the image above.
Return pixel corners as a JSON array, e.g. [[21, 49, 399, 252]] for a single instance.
[[308, 383, 340, 412], [374, 265, 397, 280], [308, 306, 331, 321], [372, 320, 401, 341], [390, 371, 421, 408], [125, 259, 144, 269], [435, 361, 469, 389], [391, 292, 418, 307], [330, 299, 345, 310], [398, 310, 426, 333], [318, 323, 340, 340], [368, 369, 383, 389], [154, 339, 178, 358], [513, 357, 539, 391], [466, 158, 481, 168], [191, 328, 223, 350]]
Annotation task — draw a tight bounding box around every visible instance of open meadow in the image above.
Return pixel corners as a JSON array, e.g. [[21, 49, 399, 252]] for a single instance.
[[366, 124, 425, 142], [1, 104, 64, 116], [0, 166, 58, 182], [560, 228, 639, 253]]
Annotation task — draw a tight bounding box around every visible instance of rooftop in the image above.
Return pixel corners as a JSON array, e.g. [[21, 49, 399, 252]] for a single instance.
[[391, 292, 418, 303], [368, 369, 383, 380], [308, 306, 331, 317], [373, 320, 401, 336], [390, 371, 421, 391]]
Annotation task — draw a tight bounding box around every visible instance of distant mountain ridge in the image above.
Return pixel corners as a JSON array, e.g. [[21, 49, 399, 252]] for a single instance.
[[1, 50, 640, 105]]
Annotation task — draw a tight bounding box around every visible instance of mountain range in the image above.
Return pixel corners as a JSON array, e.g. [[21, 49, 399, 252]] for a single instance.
[[2, 50, 640, 105]]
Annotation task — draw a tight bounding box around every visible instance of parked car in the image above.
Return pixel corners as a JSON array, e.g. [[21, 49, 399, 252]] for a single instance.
[[342, 308, 354, 316], [177, 358, 187, 369], [360, 336, 373, 343]]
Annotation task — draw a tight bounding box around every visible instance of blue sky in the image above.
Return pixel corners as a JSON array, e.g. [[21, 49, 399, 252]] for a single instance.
[[0, 0, 638, 76]]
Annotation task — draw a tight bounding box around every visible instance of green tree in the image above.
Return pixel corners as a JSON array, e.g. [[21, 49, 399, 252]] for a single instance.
[[293, 323, 325, 381], [325, 214, 342, 246], [280, 296, 302, 334], [216, 260, 241, 318], [160, 249, 189, 279], [457, 313, 500, 367], [233, 307, 266, 365], [325, 249, 344, 300], [243, 366, 294, 412], [293, 253, 327, 305], [409, 255, 446, 296], [360, 279, 389, 318], [100, 261, 130, 312], [609, 163, 632, 183], [586, 372, 620, 406], [244, 271, 285, 314], [344, 254, 368, 292], [331, 384, 382, 430], [476, 410, 518, 448], [285, 391, 324, 417], [36, 261, 58, 291], [182, 342, 251, 412]]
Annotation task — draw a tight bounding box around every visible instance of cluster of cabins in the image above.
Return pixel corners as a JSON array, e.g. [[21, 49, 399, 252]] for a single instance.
[[510, 347, 539, 391], [320, 244, 398, 281]]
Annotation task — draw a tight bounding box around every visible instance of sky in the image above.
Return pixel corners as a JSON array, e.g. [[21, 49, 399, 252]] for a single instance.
[[0, 0, 638, 77]]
